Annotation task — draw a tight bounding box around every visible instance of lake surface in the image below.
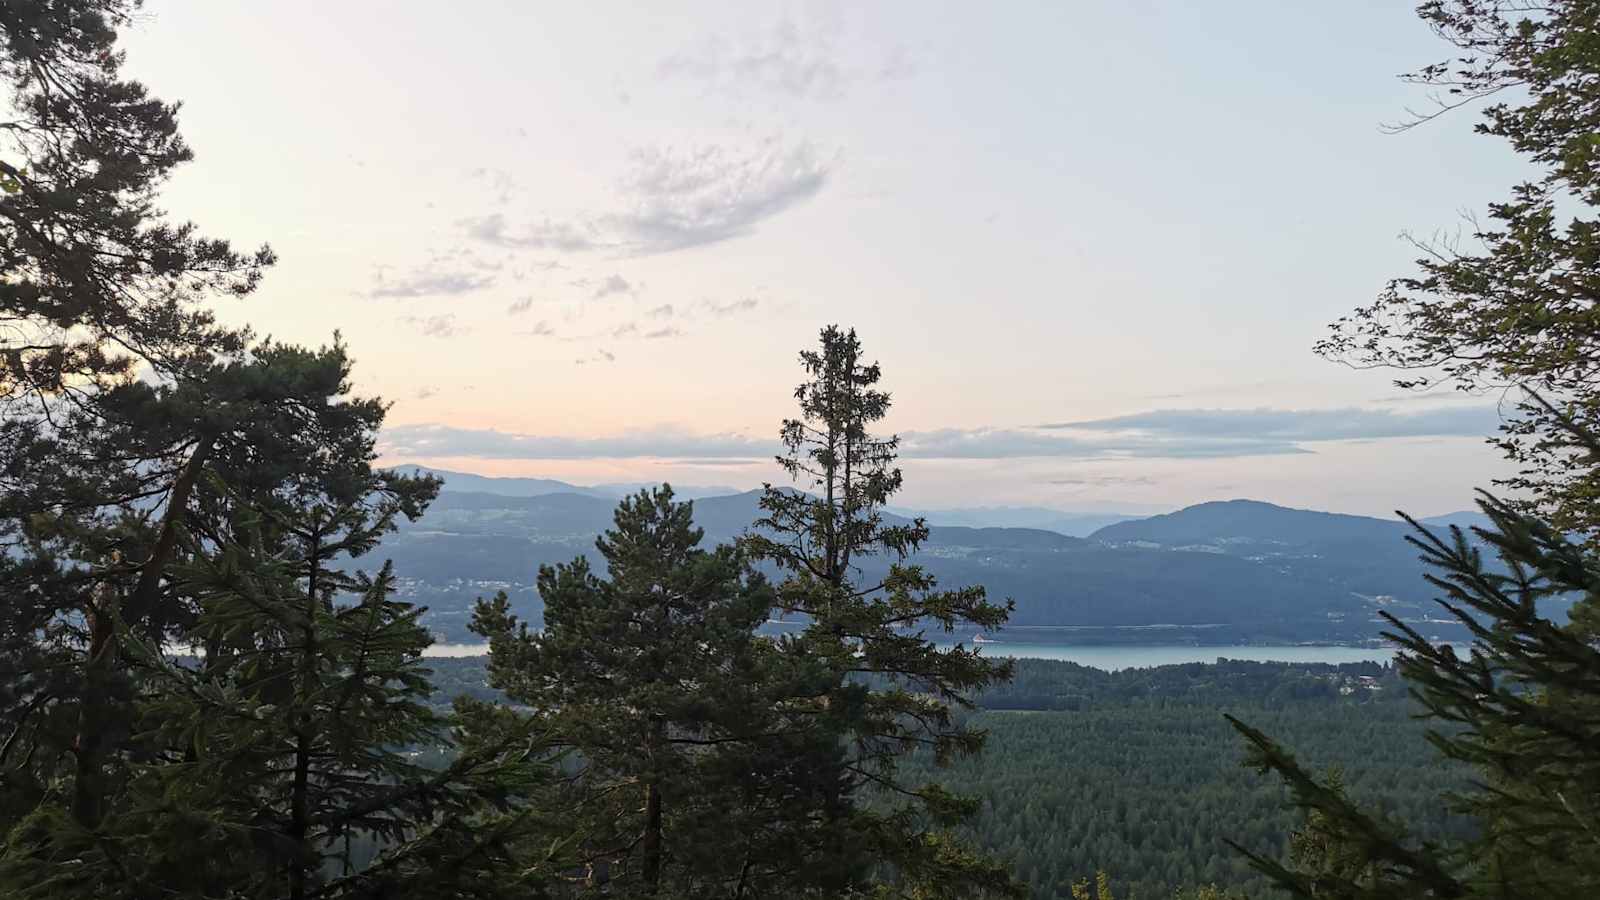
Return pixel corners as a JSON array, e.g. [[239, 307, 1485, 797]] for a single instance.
[[423, 641, 1403, 671]]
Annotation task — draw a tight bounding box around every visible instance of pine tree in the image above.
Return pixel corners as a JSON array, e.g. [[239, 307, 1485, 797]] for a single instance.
[[473, 485, 855, 898], [1231, 3, 1600, 893], [0, 0, 272, 839], [0, 340, 428, 836], [0, 0, 274, 651], [0, 7, 563, 896], [744, 325, 1022, 897], [0, 0, 271, 405], [0, 440, 559, 899], [1228, 446, 1600, 896]]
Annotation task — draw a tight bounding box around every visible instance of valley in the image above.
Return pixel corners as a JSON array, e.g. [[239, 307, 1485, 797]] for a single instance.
[[388, 467, 1492, 646]]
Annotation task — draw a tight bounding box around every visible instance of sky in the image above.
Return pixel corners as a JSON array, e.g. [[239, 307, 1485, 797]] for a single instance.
[[116, 1, 1529, 516]]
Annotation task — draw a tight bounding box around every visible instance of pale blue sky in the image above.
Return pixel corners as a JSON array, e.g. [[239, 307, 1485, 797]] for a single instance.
[[119, 1, 1524, 515]]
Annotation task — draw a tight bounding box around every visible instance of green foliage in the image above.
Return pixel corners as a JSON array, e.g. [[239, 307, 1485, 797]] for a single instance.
[[1240, 5, 1600, 895], [0, 0, 272, 402], [1071, 871, 1116, 900], [473, 485, 854, 897], [0, 419, 556, 898], [888, 661, 1466, 900], [1315, 0, 1600, 537], [746, 325, 1021, 897], [0, 339, 431, 845], [0, 4, 353, 860], [1229, 490, 1600, 898], [424, 654, 1472, 899]]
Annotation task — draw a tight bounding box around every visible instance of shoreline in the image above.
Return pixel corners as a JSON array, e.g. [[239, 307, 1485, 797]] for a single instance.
[[422, 640, 1412, 666]]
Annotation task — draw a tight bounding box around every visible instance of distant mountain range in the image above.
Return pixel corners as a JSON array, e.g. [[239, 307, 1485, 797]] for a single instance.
[[396, 466, 1151, 535], [888, 505, 1145, 537], [1091, 499, 1408, 546], [391, 465, 741, 501], [381, 468, 1501, 647], [1089, 499, 1487, 546]]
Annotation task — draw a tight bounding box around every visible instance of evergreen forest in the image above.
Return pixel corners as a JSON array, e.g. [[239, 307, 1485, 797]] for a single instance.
[[5, 3, 1600, 900]]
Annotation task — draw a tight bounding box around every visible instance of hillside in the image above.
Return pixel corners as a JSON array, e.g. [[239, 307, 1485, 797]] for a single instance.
[[1090, 499, 1411, 546], [888, 505, 1144, 537], [391, 465, 601, 498], [394, 465, 741, 501], [383, 489, 1471, 645]]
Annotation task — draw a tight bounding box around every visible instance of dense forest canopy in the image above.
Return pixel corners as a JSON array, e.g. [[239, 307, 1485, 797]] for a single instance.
[[424, 656, 1467, 900]]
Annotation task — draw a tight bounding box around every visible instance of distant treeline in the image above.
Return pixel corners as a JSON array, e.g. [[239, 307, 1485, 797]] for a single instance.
[[426, 655, 1405, 713]]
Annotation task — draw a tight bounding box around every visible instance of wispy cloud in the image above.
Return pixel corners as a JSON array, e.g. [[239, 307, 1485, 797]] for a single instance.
[[370, 266, 494, 299], [379, 425, 771, 461], [469, 166, 516, 205], [615, 142, 829, 252], [1044, 474, 1159, 488], [402, 314, 466, 338], [573, 294, 760, 346], [464, 213, 605, 252], [658, 20, 916, 100], [507, 296, 535, 315], [899, 428, 1309, 460], [1047, 406, 1502, 442], [574, 349, 618, 366], [701, 297, 760, 317], [377, 423, 1311, 463], [592, 274, 635, 300], [518, 320, 556, 337], [462, 138, 831, 257]]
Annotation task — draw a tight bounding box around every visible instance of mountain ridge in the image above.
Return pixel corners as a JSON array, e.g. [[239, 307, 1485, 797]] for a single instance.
[[1090, 499, 1411, 546], [387, 488, 1491, 645]]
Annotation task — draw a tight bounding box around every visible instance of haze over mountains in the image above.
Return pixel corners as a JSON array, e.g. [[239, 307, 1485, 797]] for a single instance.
[[390, 465, 741, 501], [388, 466, 1488, 646]]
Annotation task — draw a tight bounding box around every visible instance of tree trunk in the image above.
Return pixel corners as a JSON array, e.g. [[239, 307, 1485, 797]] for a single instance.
[[288, 530, 322, 900], [127, 435, 216, 631], [288, 728, 311, 900], [70, 573, 119, 828], [642, 714, 666, 894], [642, 779, 663, 894], [74, 435, 214, 828]]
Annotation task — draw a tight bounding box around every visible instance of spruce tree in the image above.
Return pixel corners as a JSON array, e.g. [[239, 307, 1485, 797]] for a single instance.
[[1228, 415, 1600, 897], [744, 325, 1022, 897], [1231, 3, 1600, 893], [473, 485, 848, 898]]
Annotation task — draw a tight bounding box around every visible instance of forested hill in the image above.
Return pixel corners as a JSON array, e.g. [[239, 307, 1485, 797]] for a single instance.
[[385, 472, 1478, 645], [1090, 499, 1412, 546]]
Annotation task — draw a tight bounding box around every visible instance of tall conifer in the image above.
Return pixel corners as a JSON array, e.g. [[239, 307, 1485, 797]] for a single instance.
[[746, 325, 1022, 897]]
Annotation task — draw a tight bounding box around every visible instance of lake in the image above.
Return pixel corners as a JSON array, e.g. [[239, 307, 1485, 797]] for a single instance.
[[422, 641, 1404, 671]]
